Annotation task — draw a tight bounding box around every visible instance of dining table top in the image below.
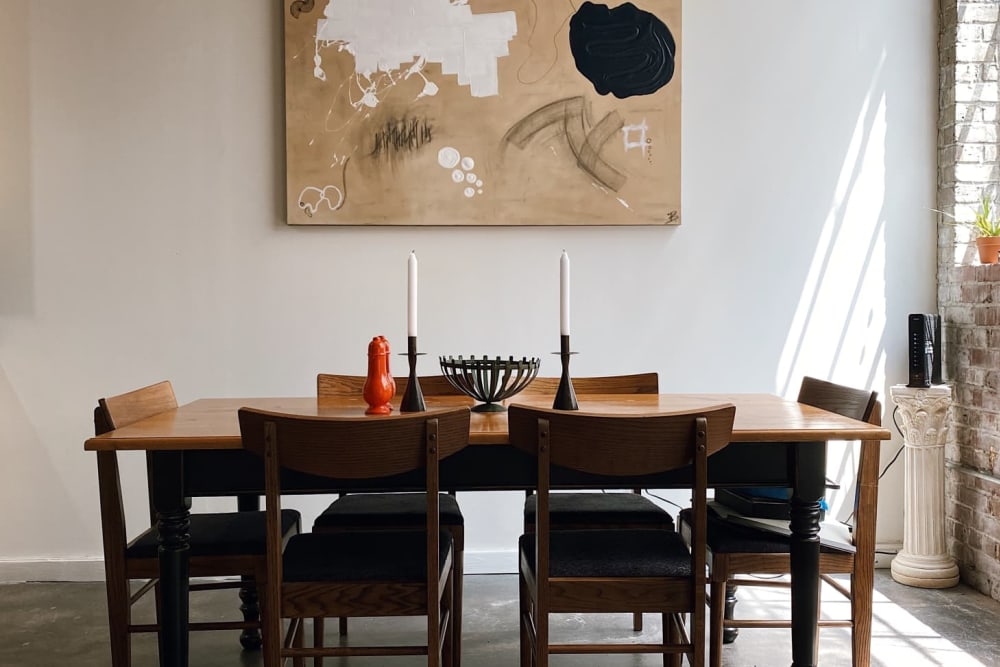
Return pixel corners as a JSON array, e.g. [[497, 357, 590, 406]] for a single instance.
[[84, 392, 892, 452]]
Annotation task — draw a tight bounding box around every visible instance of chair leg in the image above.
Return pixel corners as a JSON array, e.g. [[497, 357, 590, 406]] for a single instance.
[[453, 536, 464, 667], [851, 570, 873, 667], [443, 568, 455, 667], [338, 617, 347, 636], [312, 617, 324, 667], [535, 594, 548, 667], [634, 611, 643, 631], [105, 575, 132, 667], [262, 594, 282, 667], [709, 579, 726, 667], [518, 571, 531, 667], [663, 613, 681, 667]]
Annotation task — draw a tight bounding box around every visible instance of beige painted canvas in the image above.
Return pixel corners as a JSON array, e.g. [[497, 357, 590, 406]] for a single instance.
[[284, 0, 681, 226]]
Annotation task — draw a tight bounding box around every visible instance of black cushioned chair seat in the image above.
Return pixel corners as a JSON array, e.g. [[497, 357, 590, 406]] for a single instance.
[[679, 508, 844, 554], [283, 530, 452, 583], [126, 510, 300, 559], [314, 493, 464, 529], [519, 529, 692, 578], [523, 493, 674, 528]]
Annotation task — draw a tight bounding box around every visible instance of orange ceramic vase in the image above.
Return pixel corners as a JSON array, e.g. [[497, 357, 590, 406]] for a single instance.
[[363, 336, 395, 415]]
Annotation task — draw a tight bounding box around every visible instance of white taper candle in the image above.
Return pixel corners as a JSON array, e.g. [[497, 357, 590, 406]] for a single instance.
[[560, 250, 570, 336], [408, 251, 418, 337]]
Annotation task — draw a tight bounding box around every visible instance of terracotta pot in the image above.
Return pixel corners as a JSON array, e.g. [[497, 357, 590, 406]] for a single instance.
[[976, 236, 1000, 264]]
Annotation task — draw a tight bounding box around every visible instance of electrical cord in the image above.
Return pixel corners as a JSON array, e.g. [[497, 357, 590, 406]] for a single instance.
[[840, 404, 906, 531]]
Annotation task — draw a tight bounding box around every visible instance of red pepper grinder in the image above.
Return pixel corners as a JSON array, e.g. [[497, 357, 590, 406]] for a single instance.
[[363, 335, 395, 415]]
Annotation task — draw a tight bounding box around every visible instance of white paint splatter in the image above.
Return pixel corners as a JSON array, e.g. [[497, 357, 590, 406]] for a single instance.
[[464, 187, 476, 198], [451, 169, 465, 183], [622, 119, 649, 155], [298, 185, 345, 216], [616, 197, 631, 209], [465, 172, 477, 184], [460, 156, 475, 170], [314, 0, 517, 101], [475, 179, 483, 187], [438, 146, 461, 169]]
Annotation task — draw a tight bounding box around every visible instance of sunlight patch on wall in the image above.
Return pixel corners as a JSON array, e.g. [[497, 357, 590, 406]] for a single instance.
[[776, 62, 888, 401]]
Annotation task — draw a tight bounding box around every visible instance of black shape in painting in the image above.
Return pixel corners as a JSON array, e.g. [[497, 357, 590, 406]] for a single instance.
[[569, 2, 676, 98], [370, 117, 434, 160], [289, 0, 315, 19]]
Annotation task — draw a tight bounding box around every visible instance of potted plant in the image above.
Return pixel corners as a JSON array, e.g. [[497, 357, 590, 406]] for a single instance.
[[968, 192, 1000, 264]]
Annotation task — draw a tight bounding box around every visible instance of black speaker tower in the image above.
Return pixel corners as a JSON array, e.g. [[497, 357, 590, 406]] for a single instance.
[[908, 313, 942, 388]]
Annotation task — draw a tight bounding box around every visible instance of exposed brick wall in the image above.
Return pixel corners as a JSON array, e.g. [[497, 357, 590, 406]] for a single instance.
[[939, 1, 1000, 602]]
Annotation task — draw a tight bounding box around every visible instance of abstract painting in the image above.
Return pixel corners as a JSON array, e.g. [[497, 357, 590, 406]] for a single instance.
[[284, 0, 681, 226]]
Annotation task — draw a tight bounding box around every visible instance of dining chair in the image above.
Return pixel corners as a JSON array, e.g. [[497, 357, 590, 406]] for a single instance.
[[519, 372, 673, 631], [237, 405, 471, 667], [679, 377, 880, 667], [509, 402, 736, 667], [314, 373, 467, 664], [94, 380, 300, 667]]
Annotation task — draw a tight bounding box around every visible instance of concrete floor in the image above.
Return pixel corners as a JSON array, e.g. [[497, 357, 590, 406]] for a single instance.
[[0, 570, 998, 666]]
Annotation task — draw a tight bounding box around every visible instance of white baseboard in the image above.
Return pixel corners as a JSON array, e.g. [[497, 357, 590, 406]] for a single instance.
[[874, 543, 901, 569], [465, 550, 517, 574], [0, 558, 106, 583]]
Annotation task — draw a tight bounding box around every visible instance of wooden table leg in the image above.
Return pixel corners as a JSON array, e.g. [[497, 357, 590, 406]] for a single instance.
[[237, 494, 263, 650], [151, 452, 191, 667], [789, 441, 826, 667]]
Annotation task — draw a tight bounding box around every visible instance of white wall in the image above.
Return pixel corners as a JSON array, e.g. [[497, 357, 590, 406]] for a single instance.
[[0, 0, 937, 578]]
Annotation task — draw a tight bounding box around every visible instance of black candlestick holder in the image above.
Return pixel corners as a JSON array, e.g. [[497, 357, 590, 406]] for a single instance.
[[400, 336, 426, 412], [553, 335, 578, 411]]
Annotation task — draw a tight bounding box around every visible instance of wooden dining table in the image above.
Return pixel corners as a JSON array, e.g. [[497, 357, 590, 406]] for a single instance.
[[85, 392, 891, 667]]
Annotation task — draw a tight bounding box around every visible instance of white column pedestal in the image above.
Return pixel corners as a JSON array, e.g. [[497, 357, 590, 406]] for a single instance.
[[889, 385, 959, 588]]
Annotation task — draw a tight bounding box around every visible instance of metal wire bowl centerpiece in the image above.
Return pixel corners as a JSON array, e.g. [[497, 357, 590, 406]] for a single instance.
[[439, 355, 541, 412]]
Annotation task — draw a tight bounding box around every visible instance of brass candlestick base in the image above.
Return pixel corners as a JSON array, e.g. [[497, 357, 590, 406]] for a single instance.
[[553, 335, 578, 411], [400, 336, 426, 413]]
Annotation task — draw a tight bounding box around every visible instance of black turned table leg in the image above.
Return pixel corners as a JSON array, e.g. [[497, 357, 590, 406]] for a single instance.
[[723, 582, 740, 643], [237, 494, 263, 650], [151, 452, 191, 667], [789, 441, 826, 667]]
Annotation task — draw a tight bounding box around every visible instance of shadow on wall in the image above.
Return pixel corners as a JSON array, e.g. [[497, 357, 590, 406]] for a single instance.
[[0, 3, 34, 318]]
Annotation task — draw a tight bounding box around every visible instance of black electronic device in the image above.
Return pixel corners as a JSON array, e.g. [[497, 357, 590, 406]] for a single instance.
[[908, 313, 942, 387]]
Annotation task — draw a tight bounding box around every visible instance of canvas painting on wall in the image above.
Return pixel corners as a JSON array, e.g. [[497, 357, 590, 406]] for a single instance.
[[284, 0, 681, 226]]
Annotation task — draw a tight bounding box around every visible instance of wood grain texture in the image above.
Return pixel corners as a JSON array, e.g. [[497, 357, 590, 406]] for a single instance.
[[238, 407, 470, 477], [85, 393, 891, 452]]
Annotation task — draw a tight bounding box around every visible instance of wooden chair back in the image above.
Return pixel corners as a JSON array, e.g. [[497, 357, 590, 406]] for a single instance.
[[238, 406, 469, 663], [317, 373, 463, 399], [94, 380, 178, 555], [508, 404, 734, 476], [509, 403, 735, 665], [798, 376, 880, 540], [797, 376, 878, 423], [238, 407, 470, 479], [518, 372, 658, 396]]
